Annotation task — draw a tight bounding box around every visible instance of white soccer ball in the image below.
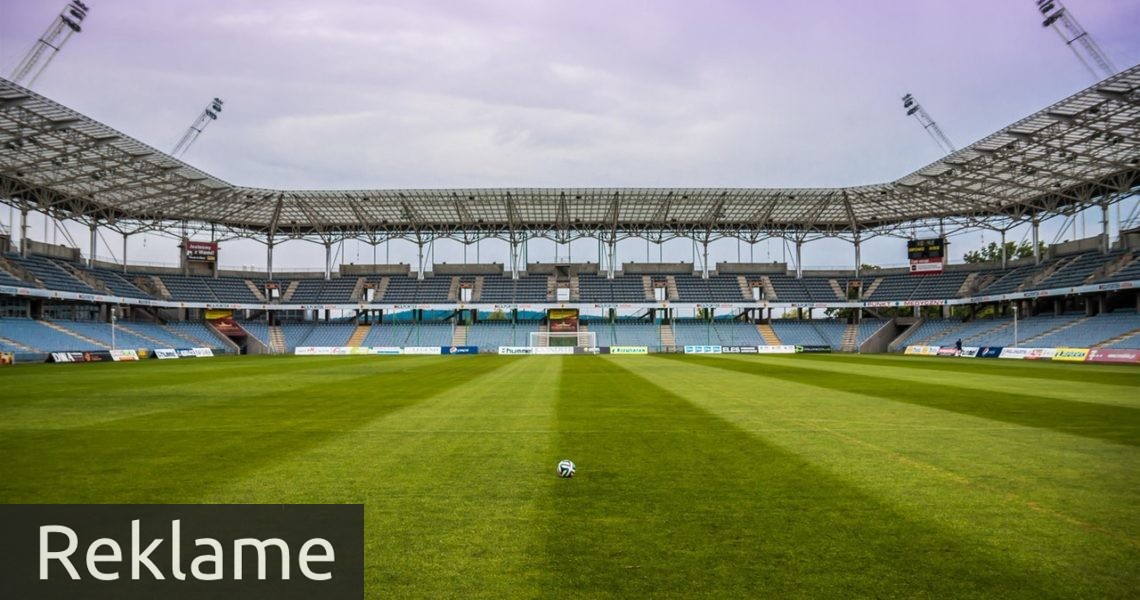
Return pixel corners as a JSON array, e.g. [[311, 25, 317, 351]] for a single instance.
[[557, 459, 576, 478]]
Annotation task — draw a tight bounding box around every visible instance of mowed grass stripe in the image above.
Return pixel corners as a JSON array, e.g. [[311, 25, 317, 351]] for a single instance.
[[786, 353, 1140, 409], [667, 354, 1140, 446], [541, 356, 1046, 598], [816, 352, 1140, 386], [633, 355, 1139, 596], [206, 356, 561, 599], [0, 356, 507, 503]]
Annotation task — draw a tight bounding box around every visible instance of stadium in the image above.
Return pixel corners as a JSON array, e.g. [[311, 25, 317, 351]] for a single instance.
[[1, 1, 1139, 598]]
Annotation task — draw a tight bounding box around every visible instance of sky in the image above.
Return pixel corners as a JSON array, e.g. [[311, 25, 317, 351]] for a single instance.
[[1, 0, 1138, 272]]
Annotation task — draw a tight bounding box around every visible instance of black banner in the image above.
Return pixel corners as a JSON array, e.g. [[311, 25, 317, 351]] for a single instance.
[[0, 504, 363, 600], [796, 345, 833, 353], [47, 351, 114, 363]]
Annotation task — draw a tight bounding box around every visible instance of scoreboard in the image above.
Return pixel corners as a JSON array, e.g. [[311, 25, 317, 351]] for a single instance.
[[185, 241, 218, 262], [907, 238, 944, 275]]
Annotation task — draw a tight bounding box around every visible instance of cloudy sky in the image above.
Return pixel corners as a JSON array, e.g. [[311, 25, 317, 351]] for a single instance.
[[1, 0, 1138, 271]]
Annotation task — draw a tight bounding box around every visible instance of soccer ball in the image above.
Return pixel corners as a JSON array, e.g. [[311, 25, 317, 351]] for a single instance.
[[557, 459, 576, 478]]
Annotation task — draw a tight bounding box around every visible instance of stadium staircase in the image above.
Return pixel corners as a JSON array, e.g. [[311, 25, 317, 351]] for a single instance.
[[0, 256, 41, 287], [349, 277, 367, 301], [1023, 256, 1075, 290], [116, 323, 173, 348], [281, 281, 300, 302], [60, 264, 112, 295], [546, 276, 557, 301], [143, 276, 172, 300], [841, 324, 859, 352], [642, 276, 655, 301], [451, 324, 468, 346], [161, 325, 209, 347], [244, 280, 267, 302], [760, 276, 777, 300], [665, 276, 680, 301], [1090, 253, 1135, 282], [829, 279, 845, 300], [569, 274, 580, 301], [472, 277, 484, 301], [1020, 316, 1088, 345], [347, 324, 371, 347], [1095, 326, 1140, 348], [736, 276, 753, 300], [268, 326, 286, 354], [447, 277, 460, 302], [42, 321, 104, 348], [660, 323, 676, 351], [863, 277, 884, 298], [370, 277, 389, 301], [0, 335, 35, 352], [756, 323, 780, 345]]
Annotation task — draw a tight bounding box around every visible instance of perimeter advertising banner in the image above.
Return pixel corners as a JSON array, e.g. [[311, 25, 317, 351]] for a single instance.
[[977, 346, 1004, 358], [153, 349, 179, 359], [442, 346, 478, 354], [498, 346, 534, 355], [684, 345, 723, 354], [959, 347, 980, 358], [48, 351, 113, 363], [904, 345, 941, 356], [1086, 348, 1140, 364], [609, 346, 649, 354], [109, 349, 140, 362], [1052, 347, 1090, 362]]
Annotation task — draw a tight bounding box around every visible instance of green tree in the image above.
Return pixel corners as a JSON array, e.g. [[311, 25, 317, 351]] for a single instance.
[[963, 240, 1046, 264]]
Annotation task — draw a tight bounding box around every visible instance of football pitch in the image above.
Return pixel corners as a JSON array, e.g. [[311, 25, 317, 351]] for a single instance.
[[1, 354, 1137, 598]]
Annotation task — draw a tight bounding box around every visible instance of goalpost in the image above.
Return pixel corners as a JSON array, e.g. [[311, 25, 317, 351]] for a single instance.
[[528, 331, 597, 348]]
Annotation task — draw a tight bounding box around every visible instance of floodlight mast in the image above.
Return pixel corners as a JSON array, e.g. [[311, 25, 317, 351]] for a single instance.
[[901, 93, 956, 154], [1035, 0, 1116, 80], [171, 98, 224, 158], [9, 1, 90, 88]]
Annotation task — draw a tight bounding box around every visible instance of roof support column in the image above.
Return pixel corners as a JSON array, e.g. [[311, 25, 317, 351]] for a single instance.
[[1032, 217, 1041, 265], [794, 239, 803, 280], [416, 238, 425, 281], [88, 220, 97, 267], [267, 237, 275, 281], [701, 240, 710, 280], [122, 232, 129, 275], [853, 233, 862, 279], [324, 240, 332, 281], [1101, 202, 1111, 254], [509, 237, 520, 280], [1000, 229, 1007, 270], [607, 239, 617, 280], [19, 203, 28, 257]]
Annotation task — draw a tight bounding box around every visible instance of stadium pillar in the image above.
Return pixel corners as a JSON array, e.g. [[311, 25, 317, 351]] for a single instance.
[[122, 233, 129, 274], [19, 205, 28, 257], [266, 238, 275, 280], [1032, 217, 1041, 265], [853, 235, 862, 278], [416, 241, 425, 281], [794, 240, 803, 279], [607, 240, 617, 280], [1101, 203, 1110, 254], [701, 241, 710, 280], [1000, 230, 1007, 269], [324, 241, 332, 281], [88, 221, 97, 267]]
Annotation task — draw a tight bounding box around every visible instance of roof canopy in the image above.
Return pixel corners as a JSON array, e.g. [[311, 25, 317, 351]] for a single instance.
[[1, 66, 1137, 244]]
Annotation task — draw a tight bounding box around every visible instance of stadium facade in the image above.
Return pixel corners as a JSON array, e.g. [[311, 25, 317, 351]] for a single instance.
[[1, 67, 1139, 359]]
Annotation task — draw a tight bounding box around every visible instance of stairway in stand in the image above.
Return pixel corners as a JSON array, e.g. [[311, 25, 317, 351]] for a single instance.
[[659, 322, 676, 351], [347, 324, 371, 347], [451, 324, 468, 346], [756, 323, 780, 345], [268, 326, 286, 354], [841, 324, 859, 352]]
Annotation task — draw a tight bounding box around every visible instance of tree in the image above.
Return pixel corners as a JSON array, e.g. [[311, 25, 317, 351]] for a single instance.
[[963, 240, 1046, 264]]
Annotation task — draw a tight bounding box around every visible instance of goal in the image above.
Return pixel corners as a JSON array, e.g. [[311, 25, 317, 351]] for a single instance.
[[528, 331, 597, 348]]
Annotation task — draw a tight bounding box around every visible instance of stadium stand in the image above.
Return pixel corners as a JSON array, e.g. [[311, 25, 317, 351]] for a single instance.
[[467, 320, 541, 348], [360, 322, 455, 347], [590, 320, 662, 347], [769, 320, 829, 346]]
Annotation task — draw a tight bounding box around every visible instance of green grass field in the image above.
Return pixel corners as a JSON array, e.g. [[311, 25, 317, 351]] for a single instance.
[[2, 354, 1138, 598]]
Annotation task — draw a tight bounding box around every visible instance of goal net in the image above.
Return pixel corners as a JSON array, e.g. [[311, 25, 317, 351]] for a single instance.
[[528, 331, 598, 348]]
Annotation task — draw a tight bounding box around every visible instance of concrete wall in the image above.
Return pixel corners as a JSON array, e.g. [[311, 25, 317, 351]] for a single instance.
[[432, 263, 504, 275], [622, 262, 691, 274]]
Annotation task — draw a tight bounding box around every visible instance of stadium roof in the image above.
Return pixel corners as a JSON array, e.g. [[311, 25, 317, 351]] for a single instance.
[[1, 66, 1138, 244]]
